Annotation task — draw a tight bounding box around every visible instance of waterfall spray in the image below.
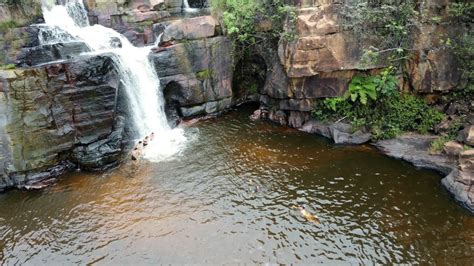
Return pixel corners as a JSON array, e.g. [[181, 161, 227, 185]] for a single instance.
[[39, 0, 187, 161]]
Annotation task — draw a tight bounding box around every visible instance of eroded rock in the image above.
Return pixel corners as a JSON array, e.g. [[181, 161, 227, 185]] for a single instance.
[[299, 120, 371, 145], [162, 16, 217, 42], [442, 150, 474, 212], [375, 134, 457, 175], [443, 141, 464, 157]]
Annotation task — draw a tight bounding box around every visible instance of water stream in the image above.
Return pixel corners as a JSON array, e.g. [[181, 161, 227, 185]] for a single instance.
[[39, 0, 187, 161]]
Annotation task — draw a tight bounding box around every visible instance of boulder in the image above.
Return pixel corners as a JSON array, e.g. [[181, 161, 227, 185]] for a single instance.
[[162, 16, 218, 42], [330, 123, 371, 145], [250, 108, 269, 121], [288, 111, 310, 128], [269, 110, 288, 126], [299, 120, 332, 139], [299, 120, 371, 145], [442, 149, 474, 213], [443, 141, 464, 156], [465, 125, 474, 146]]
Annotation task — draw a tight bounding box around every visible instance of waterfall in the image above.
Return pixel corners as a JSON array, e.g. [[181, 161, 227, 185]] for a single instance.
[[183, 0, 190, 9], [39, 0, 187, 161], [183, 0, 199, 13]]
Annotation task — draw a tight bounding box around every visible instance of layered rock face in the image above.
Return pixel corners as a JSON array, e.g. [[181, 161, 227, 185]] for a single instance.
[[0, 55, 126, 191], [84, 0, 170, 46], [0, 2, 232, 190], [255, 0, 465, 128], [0, 2, 43, 65], [152, 16, 232, 118]]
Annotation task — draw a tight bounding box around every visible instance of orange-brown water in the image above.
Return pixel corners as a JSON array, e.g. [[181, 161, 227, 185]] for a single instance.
[[1, 106, 473, 264]]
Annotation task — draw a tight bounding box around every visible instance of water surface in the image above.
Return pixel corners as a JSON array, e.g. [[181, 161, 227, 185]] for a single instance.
[[1, 106, 473, 264]]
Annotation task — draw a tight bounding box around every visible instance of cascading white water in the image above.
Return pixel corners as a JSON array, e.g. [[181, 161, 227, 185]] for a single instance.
[[183, 0, 190, 9], [39, 0, 187, 161], [183, 0, 199, 13]]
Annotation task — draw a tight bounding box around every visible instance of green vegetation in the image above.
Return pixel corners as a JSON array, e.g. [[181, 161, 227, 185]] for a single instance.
[[196, 69, 213, 80], [448, 1, 474, 22], [211, 0, 296, 42], [0, 20, 18, 32], [312, 68, 444, 140], [210, 0, 297, 62], [429, 136, 450, 154], [429, 118, 465, 153], [340, 0, 418, 68], [0, 64, 15, 70]]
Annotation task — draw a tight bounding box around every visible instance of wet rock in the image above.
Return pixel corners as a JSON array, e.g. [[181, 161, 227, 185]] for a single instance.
[[443, 141, 464, 157], [16, 42, 90, 67], [250, 108, 269, 121], [153, 21, 170, 39], [269, 110, 288, 126], [299, 120, 332, 139], [442, 150, 474, 213], [375, 134, 457, 175], [109, 37, 123, 48], [180, 104, 206, 117], [299, 120, 371, 145], [288, 111, 310, 128], [0, 55, 125, 190], [71, 116, 125, 170], [331, 124, 371, 145], [152, 37, 232, 114], [162, 16, 218, 42]]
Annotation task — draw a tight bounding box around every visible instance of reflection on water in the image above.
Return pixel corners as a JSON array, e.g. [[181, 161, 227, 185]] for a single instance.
[[1, 106, 473, 264]]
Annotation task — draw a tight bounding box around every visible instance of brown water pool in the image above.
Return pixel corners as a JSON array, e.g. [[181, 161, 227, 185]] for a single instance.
[[1, 106, 473, 264]]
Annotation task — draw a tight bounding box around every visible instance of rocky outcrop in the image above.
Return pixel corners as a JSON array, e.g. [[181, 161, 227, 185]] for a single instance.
[[152, 32, 233, 117], [442, 150, 474, 212], [0, 55, 127, 191], [299, 120, 371, 145], [374, 134, 457, 175], [249, 0, 467, 130], [162, 15, 218, 42], [84, 0, 171, 46]]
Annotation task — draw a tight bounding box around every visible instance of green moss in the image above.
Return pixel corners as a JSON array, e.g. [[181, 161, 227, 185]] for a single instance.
[[196, 69, 213, 80], [0, 64, 16, 70], [0, 20, 19, 32]]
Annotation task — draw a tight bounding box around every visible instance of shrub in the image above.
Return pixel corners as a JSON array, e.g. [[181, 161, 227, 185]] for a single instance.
[[312, 69, 444, 140]]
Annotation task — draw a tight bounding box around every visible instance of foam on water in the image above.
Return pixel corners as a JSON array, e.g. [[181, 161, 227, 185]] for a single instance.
[[40, 0, 187, 161]]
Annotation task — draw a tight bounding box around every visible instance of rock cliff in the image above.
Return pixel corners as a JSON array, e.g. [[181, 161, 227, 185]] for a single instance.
[[0, 0, 231, 190]]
